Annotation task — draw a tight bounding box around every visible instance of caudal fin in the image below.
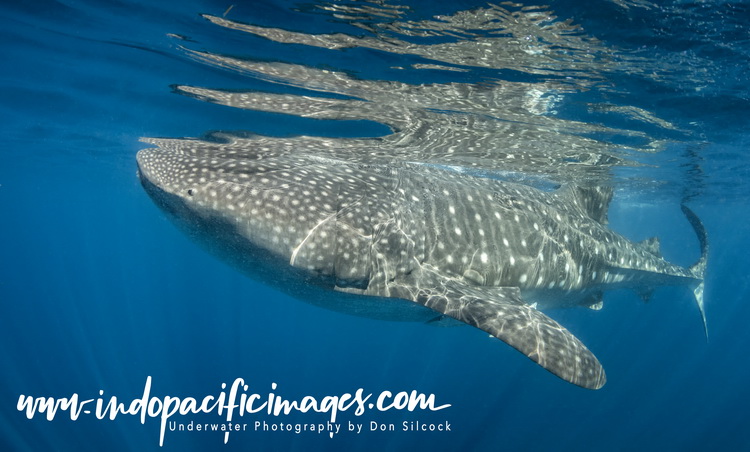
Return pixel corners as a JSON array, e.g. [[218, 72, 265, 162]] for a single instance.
[[681, 205, 708, 339]]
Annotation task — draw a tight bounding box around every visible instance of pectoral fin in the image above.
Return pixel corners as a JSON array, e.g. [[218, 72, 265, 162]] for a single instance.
[[383, 271, 606, 389]]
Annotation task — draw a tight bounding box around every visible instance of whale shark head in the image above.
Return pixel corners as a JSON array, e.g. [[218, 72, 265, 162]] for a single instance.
[[135, 137, 382, 288], [136, 137, 309, 247], [135, 138, 302, 274]]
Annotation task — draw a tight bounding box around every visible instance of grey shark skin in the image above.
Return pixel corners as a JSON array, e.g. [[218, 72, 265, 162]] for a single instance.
[[136, 138, 708, 390]]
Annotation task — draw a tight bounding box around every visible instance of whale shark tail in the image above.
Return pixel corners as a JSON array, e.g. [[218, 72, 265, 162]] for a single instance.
[[681, 204, 708, 340]]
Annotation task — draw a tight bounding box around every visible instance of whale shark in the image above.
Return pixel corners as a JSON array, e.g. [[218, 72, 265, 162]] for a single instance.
[[136, 136, 707, 389]]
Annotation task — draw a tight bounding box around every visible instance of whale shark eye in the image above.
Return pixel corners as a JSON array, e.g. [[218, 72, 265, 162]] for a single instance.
[[187, 189, 194, 196]]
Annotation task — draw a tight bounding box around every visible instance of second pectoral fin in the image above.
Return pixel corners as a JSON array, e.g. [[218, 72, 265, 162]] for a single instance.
[[383, 273, 606, 390]]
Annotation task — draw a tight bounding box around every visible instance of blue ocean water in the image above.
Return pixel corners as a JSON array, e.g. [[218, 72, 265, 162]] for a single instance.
[[2, 0, 750, 450]]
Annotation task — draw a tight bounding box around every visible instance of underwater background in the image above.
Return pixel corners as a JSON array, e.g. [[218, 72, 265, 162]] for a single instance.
[[2, 0, 749, 450]]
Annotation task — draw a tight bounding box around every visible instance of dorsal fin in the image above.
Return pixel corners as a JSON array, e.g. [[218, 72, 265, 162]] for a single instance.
[[639, 237, 661, 257], [564, 186, 614, 224]]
